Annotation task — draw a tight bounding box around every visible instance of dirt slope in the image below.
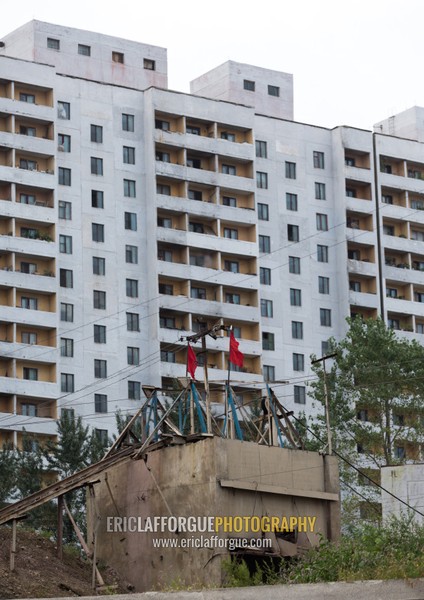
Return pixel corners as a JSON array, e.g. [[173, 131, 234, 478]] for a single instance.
[[0, 526, 130, 599]]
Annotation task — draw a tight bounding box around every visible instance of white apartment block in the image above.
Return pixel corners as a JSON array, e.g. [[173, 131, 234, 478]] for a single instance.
[[1, 20, 424, 453]]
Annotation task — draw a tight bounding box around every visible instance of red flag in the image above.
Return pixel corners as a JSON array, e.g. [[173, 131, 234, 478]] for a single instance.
[[187, 343, 198, 379], [229, 331, 244, 367]]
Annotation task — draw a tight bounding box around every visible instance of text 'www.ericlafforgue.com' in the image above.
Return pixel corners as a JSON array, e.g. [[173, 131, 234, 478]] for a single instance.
[[151, 535, 272, 551]]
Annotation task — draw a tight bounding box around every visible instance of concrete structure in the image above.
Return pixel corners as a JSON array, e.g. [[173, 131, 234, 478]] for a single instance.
[[90, 437, 340, 591], [0, 20, 424, 472], [381, 463, 424, 525]]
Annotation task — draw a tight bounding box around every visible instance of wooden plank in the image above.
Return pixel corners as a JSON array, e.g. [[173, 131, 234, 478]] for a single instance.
[[57, 495, 63, 560], [9, 519, 16, 572]]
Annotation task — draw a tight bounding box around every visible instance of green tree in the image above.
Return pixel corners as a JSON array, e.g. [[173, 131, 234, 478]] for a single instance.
[[0, 442, 17, 504], [309, 317, 424, 467]]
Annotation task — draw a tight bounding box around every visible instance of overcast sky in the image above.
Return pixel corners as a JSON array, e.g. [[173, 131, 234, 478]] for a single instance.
[[1, 0, 423, 131]]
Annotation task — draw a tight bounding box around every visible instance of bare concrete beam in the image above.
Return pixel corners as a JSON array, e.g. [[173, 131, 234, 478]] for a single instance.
[[219, 479, 339, 502]]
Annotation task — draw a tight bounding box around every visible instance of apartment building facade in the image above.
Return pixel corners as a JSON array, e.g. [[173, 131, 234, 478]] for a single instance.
[[1, 20, 424, 450]]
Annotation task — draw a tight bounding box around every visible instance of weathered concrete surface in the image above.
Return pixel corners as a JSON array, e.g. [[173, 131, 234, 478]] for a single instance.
[[88, 438, 340, 591], [13, 578, 424, 600]]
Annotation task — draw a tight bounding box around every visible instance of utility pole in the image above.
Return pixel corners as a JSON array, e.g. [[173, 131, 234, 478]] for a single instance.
[[311, 352, 337, 455], [183, 320, 228, 434]]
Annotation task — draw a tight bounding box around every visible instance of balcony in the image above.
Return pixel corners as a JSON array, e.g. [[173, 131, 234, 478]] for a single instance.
[[0, 376, 57, 398], [0, 234, 56, 258], [0, 340, 56, 362], [154, 128, 253, 161], [348, 290, 379, 309], [0, 305, 56, 328], [0, 164, 54, 187], [0, 131, 54, 156], [0, 411, 57, 435], [0, 268, 56, 291], [0, 198, 54, 221], [0, 97, 54, 122], [347, 258, 377, 277]]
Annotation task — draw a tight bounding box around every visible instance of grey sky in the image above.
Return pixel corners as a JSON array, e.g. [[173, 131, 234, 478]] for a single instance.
[[1, 0, 423, 131]]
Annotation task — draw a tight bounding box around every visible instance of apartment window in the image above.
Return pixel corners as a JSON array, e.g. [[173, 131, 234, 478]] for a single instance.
[[322, 340, 330, 355], [59, 167, 71, 186], [91, 157, 103, 176], [93, 290, 106, 309], [22, 403, 37, 417], [223, 196, 236, 207], [58, 133, 71, 152], [58, 101, 70, 120], [187, 157, 201, 170], [122, 113, 134, 132], [287, 224, 299, 242], [261, 299, 273, 318], [225, 293, 240, 304], [320, 308, 332, 327], [189, 222, 204, 234], [256, 171, 268, 189], [21, 227, 39, 239], [21, 332, 37, 345], [23, 367, 38, 381], [126, 279, 139, 298], [128, 380, 141, 400], [59, 201, 72, 220], [159, 283, 173, 295], [161, 351, 176, 363], [112, 51, 124, 63], [92, 223, 104, 242], [160, 316, 176, 329], [157, 183, 171, 195], [382, 194, 393, 204], [315, 182, 326, 200], [224, 228, 238, 239], [191, 287, 207, 299], [21, 261, 37, 274], [285, 161, 296, 179], [20, 126, 36, 137], [243, 79, 255, 91], [262, 332, 275, 351], [350, 280, 361, 292], [345, 156, 356, 167], [20, 193, 36, 205], [268, 85, 279, 97], [259, 235, 271, 254], [222, 164, 236, 176], [186, 125, 201, 135], [158, 217, 172, 228], [20, 93, 35, 103], [319, 276, 330, 294], [292, 321, 303, 339], [143, 58, 155, 70], [294, 385, 306, 404], [60, 338, 74, 358], [388, 318, 400, 330], [59, 235, 72, 254], [123, 147, 136, 165], [188, 189, 202, 201], [263, 365, 275, 382], [61, 373, 74, 393], [93, 256, 106, 276], [89, 125, 103, 144], [260, 267, 271, 285], [94, 324, 106, 343], [90, 190, 104, 209], [313, 151, 325, 169], [78, 44, 91, 56], [124, 212, 137, 231], [127, 312, 140, 331], [293, 353, 305, 371], [289, 256, 301, 274], [316, 213, 328, 231], [155, 119, 170, 131], [47, 37, 60, 50], [127, 347, 140, 365], [20, 159, 37, 171], [221, 131, 236, 141], [317, 244, 329, 263], [286, 193, 298, 211], [190, 255, 205, 267], [60, 303, 73, 322], [258, 203, 269, 221], [290, 288, 302, 306], [124, 179, 136, 197], [94, 394, 107, 413], [158, 248, 172, 262], [255, 140, 267, 158], [60, 269, 73, 288], [394, 446, 405, 460], [417, 323, 424, 334], [94, 359, 107, 378], [224, 260, 239, 273], [125, 245, 138, 264]]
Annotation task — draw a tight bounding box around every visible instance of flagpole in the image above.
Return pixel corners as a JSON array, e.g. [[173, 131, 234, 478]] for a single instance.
[[225, 328, 232, 438]]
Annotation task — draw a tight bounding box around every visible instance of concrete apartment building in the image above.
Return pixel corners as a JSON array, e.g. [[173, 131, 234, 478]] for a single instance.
[[1, 20, 424, 455]]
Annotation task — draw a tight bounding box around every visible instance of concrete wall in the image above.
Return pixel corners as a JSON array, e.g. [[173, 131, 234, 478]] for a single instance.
[[381, 463, 424, 525], [89, 437, 340, 592]]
